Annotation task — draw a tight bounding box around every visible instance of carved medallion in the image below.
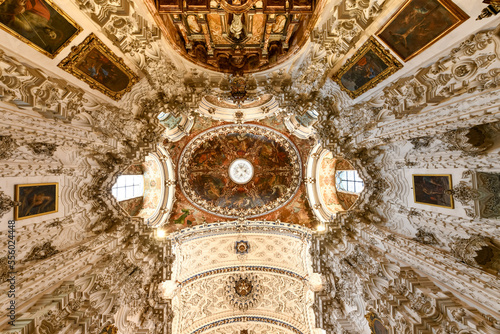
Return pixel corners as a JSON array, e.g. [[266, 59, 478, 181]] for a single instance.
[[179, 124, 302, 218], [235, 277, 253, 296]]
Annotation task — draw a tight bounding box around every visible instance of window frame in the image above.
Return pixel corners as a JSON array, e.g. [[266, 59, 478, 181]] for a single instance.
[[335, 170, 364, 194]]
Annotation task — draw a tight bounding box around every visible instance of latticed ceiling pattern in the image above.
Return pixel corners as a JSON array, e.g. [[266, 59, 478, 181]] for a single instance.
[[173, 232, 309, 282]]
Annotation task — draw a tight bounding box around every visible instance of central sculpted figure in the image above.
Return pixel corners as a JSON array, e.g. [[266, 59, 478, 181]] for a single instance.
[[230, 14, 243, 39]]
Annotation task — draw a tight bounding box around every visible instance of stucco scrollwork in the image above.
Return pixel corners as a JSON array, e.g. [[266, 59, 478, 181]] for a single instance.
[[0, 135, 18, 160], [0, 190, 20, 218]]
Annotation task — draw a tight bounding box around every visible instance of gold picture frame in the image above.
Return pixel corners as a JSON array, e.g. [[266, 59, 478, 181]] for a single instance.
[[376, 0, 469, 62], [0, 0, 82, 58], [366, 312, 389, 334], [332, 37, 403, 99], [58, 33, 139, 100], [14, 182, 58, 220], [412, 174, 454, 209]]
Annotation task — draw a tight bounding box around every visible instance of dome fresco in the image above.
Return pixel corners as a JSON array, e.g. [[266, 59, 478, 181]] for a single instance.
[[178, 124, 302, 218]]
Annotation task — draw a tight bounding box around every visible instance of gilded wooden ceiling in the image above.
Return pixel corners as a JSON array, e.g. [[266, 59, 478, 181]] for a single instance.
[[154, 0, 320, 73]]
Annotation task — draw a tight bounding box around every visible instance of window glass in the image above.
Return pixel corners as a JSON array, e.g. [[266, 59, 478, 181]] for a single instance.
[[111, 175, 144, 201]]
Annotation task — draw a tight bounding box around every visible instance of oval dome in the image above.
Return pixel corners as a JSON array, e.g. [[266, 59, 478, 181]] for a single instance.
[[178, 124, 302, 218]]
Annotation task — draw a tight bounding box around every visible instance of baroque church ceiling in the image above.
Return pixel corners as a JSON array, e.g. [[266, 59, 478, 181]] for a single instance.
[[0, 0, 500, 333]]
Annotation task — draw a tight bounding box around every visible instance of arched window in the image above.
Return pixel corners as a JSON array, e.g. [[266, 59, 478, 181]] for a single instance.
[[111, 175, 144, 201], [157, 112, 168, 120], [336, 170, 364, 194]]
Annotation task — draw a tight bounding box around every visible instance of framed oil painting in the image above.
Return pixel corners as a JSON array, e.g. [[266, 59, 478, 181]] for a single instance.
[[332, 37, 403, 99], [14, 182, 58, 220], [366, 313, 389, 334], [376, 0, 469, 62], [0, 0, 81, 58], [413, 174, 454, 208], [58, 33, 139, 100]]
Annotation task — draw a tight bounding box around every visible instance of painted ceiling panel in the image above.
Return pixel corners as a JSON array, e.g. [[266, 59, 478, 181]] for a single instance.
[[175, 233, 310, 281], [166, 222, 319, 334], [178, 124, 302, 219], [208, 13, 228, 44]]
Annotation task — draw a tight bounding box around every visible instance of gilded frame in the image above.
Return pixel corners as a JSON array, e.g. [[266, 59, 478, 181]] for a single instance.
[[366, 312, 389, 334], [14, 182, 58, 220], [332, 37, 403, 99], [58, 33, 139, 100], [412, 174, 454, 209], [376, 0, 469, 62], [0, 0, 82, 58]]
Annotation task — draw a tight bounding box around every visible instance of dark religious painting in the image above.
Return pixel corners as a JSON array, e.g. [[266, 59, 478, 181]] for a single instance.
[[373, 320, 389, 334], [15, 183, 58, 220], [58, 33, 139, 100], [0, 0, 81, 58], [413, 174, 454, 208], [333, 37, 402, 99], [377, 0, 469, 62]]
